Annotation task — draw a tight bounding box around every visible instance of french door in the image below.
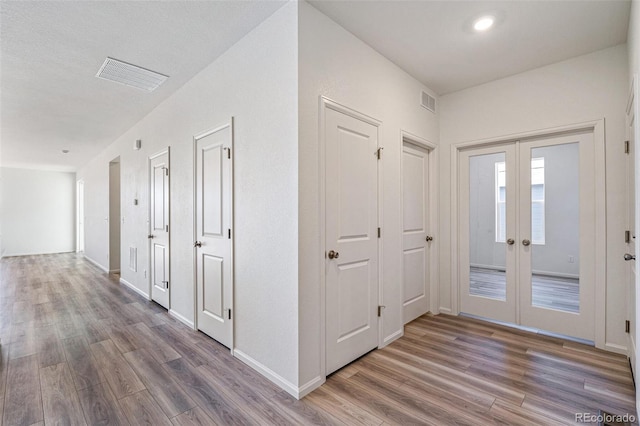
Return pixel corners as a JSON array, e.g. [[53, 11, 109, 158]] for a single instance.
[[459, 132, 596, 341]]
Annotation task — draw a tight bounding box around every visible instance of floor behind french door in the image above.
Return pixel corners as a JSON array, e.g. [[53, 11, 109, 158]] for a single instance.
[[0, 253, 635, 425], [471, 266, 580, 313]]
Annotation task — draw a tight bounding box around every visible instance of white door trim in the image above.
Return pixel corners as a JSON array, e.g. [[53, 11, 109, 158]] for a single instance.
[[450, 119, 606, 349], [319, 96, 382, 378], [400, 130, 439, 316], [148, 147, 170, 309], [192, 118, 235, 353]]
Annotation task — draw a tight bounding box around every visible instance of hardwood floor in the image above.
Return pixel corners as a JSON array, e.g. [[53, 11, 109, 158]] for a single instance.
[[470, 266, 580, 313], [0, 253, 636, 425]]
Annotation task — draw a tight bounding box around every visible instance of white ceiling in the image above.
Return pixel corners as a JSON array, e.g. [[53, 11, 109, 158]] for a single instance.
[[309, 0, 631, 95], [0, 1, 286, 171], [0, 1, 632, 171]]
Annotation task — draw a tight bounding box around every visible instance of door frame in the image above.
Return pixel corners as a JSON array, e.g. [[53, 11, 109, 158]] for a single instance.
[[319, 96, 382, 379], [450, 119, 607, 350], [627, 74, 640, 408], [400, 131, 439, 316], [192, 118, 235, 353], [148, 147, 171, 308]]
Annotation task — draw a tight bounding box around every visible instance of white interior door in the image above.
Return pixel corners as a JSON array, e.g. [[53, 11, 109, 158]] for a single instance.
[[518, 133, 595, 341], [459, 133, 597, 341], [149, 149, 170, 309], [195, 121, 233, 349], [459, 144, 517, 323], [402, 142, 431, 324], [325, 106, 379, 375], [626, 78, 637, 375]]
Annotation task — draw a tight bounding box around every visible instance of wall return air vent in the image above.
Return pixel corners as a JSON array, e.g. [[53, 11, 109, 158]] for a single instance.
[[96, 57, 168, 92], [421, 91, 436, 113]]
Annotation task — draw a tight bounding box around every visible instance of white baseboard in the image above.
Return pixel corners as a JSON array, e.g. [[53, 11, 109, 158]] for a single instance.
[[382, 329, 403, 347], [439, 307, 453, 315], [169, 309, 195, 329], [604, 342, 628, 356], [233, 349, 303, 399], [297, 375, 324, 399], [83, 254, 108, 272], [119, 277, 149, 299]]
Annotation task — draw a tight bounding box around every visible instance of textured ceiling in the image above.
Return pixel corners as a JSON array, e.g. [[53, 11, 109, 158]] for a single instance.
[[0, 1, 632, 171], [309, 0, 631, 95], [0, 1, 286, 171]]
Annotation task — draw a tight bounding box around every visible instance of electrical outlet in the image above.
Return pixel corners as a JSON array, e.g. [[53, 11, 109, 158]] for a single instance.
[[568, 256, 574, 263]]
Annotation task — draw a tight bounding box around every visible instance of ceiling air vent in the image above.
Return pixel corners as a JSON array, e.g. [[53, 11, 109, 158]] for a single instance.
[[96, 57, 168, 92], [421, 91, 436, 113]]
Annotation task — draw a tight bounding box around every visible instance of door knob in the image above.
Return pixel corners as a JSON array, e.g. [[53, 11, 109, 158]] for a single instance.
[[522, 239, 531, 246], [426, 236, 434, 242], [194, 241, 202, 248], [506, 238, 515, 245], [328, 250, 339, 259], [148, 234, 154, 239], [624, 253, 636, 261]]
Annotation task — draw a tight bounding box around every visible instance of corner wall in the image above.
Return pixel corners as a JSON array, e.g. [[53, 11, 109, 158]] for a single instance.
[[439, 44, 629, 351], [1, 167, 76, 256], [297, 0, 439, 392], [77, 1, 300, 390]]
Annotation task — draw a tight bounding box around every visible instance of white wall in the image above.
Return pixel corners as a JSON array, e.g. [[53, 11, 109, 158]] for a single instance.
[[630, 0, 639, 78], [1, 167, 76, 256], [440, 45, 629, 350], [298, 1, 439, 391], [78, 2, 300, 390]]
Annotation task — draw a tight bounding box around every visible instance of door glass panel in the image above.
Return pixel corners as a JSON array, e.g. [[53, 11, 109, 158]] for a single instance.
[[469, 152, 506, 300], [530, 143, 579, 313]]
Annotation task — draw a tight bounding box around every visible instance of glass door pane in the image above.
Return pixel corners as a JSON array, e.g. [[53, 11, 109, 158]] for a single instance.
[[469, 152, 507, 300], [530, 143, 579, 313]]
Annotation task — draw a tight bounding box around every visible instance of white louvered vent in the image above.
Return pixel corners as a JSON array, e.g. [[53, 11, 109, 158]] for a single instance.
[[96, 57, 168, 92], [129, 247, 137, 272], [421, 91, 436, 113]]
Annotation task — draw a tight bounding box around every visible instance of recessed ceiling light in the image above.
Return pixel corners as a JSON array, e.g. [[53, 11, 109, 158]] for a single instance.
[[473, 16, 495, 32], [96, 57, 168, 92], [62, 149, 69, 154]]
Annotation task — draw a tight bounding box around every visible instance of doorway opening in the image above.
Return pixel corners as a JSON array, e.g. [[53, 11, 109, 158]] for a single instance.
[[109, 157, 121, 274], [76, 179, 84, 253]]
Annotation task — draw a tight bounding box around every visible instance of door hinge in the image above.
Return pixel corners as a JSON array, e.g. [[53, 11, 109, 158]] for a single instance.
[[228, 228, 231, 239], [378, 227, 381, 238], [224, 147, 231, 159], [376, 147, 384, 160], [377, 305, 385, 317], [162, 280, 169, 289], [625, 140, 630, 154], [165, 167, 169, 176], [227, 309, 232, 320], [626, 320, 630, 333], [626, 230, 631, 243], [166, 225, 169, 232]]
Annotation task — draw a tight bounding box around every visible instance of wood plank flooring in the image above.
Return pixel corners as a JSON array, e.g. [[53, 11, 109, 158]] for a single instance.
[[470, 266, 580, 313], [0, 253, 636, 425]]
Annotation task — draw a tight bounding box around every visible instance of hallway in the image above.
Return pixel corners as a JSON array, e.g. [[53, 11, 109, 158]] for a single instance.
[[0, 253, 636, 425]]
